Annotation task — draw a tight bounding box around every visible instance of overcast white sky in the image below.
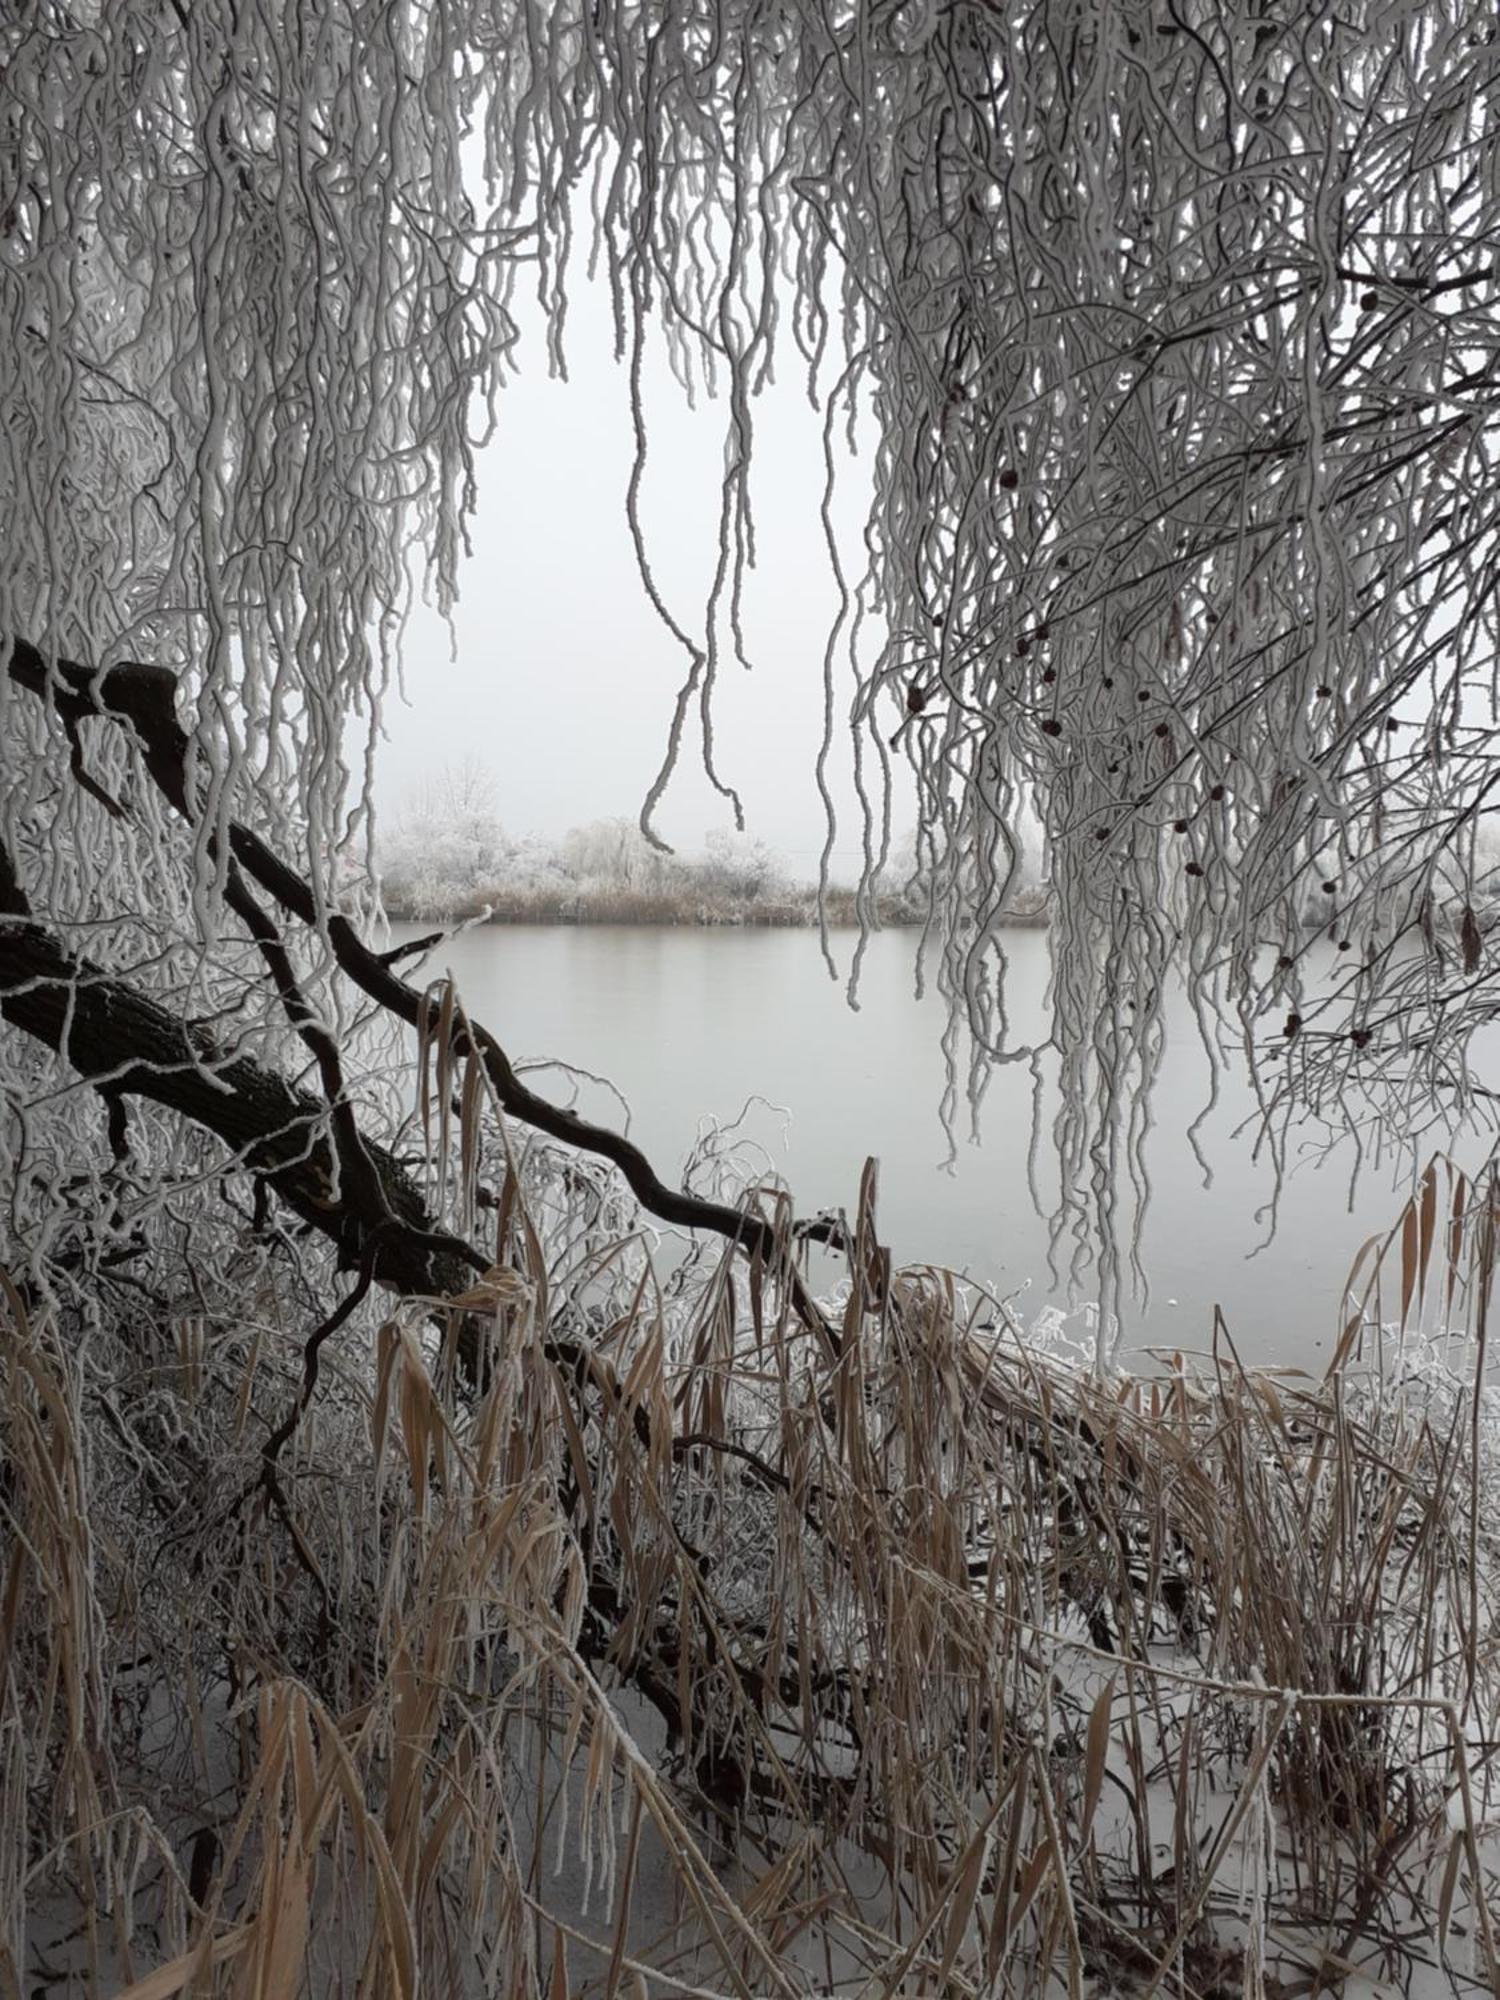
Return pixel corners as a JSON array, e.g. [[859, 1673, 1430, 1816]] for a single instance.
[[370, 282, 907, 882]]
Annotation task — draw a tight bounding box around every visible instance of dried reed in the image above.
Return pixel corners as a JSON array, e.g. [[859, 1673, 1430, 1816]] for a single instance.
[[3, 1071, 1496, 1998]]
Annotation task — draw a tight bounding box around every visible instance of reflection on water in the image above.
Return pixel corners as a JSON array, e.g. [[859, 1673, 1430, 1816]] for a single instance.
[[390, 921, 1494, 1367]]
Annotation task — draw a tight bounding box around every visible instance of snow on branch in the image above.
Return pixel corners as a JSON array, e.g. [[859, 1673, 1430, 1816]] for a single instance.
[[4, 0, 1500, 1326]]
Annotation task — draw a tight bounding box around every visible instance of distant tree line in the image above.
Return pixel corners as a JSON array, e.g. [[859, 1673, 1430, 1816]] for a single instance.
[[378, 761, 1052, 927]]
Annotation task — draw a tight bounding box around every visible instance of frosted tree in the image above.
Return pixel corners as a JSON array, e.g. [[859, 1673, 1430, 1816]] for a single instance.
[[6, 1, 1500, 1329], [381, 759, 513, 916], [5, 6, 1500, 1994]]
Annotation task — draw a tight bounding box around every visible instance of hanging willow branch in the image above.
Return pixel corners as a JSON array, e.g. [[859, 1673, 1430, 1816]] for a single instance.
[[6, 16, 1500, 1990], [3, 1, 1500, 1336]]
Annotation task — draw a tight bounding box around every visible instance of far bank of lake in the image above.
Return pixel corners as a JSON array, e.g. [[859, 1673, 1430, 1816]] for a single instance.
[[384, 890, 1048, 928]]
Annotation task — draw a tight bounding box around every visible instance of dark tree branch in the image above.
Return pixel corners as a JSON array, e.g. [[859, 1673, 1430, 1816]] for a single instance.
[[99, 1086, 130, 1165], [379, 929, 443, 965], [1, 819, 840, 1757], [219, 857, 394, 1234], [262, 1225, 385, 1469], [0, 835, 485, 1306], [3, 636, 841, 1355], [62, 713, 127, 819]]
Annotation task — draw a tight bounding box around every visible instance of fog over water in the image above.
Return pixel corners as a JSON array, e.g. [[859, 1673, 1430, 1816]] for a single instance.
[[392, 920, 1496, 1369], [371, 282, 890, 881], [368, 299, 1443, 1372]]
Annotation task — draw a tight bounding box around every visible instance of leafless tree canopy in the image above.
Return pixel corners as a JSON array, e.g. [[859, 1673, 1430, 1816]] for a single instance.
[[4, 2, 1500, 1319]]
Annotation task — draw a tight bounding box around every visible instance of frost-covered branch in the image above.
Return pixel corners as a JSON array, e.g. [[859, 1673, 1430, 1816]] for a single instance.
[[3, 636, 842, 1340], [9, 0, 1498, 1325]]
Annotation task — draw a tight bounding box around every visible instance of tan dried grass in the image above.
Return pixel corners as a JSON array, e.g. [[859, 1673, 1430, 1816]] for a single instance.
[[4, 1125, 1498, 1997]]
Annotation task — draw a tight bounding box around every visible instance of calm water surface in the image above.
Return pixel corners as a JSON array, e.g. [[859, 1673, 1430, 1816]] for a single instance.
[[391, 922, 1490, 1367]]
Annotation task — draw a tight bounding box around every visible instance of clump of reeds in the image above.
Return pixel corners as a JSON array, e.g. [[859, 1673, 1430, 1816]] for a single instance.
[[3, 1075, 1497, 1995]]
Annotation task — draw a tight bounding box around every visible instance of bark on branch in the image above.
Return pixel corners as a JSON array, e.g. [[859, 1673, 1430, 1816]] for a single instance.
[[0, 839, 484, 1304], [1, 638, 871, 1774], [3, 636, 841, 1348]]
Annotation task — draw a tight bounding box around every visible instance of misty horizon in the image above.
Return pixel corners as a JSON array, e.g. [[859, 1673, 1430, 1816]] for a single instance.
[[365, 279, 917, 885]]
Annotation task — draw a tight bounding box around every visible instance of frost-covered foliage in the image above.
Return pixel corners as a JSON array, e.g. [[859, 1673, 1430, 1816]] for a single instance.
[[6, 0, 1500, 1317], [0, 0, 515, 1316], [379, 760, 522, 917], [3, 7, 1500, 1990], [378, 796, 922, 924], [6, 1148, 1500, 1998], [0, 1, 504, 892]]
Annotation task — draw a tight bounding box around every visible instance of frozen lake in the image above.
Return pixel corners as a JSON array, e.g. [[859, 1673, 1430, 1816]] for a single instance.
[[390, 920, 1494, 1368]]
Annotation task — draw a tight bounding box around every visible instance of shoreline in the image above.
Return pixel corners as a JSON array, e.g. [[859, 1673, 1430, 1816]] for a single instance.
[[383, 898, 1053, 930]]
